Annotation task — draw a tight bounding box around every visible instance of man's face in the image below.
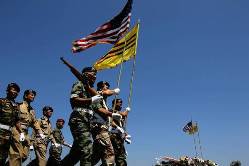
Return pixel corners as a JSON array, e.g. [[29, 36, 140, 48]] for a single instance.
[[7, 87, 19, 99], [25, 92, 35, 102], [115, 100, 122, 111], [46, 110, 53, 118], [85, 71, 97, 85], [102, 83, 109, 91], [56, 121, 64, 129]]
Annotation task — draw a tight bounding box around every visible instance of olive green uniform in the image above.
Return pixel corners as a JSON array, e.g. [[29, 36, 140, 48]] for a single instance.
[[47, 127, 65, 166], [28, 116, 55, 166], [0, 98, 19, 165], [110, 110, 127, 166], [91, 103, 115, 166], [9, 101, 41, 166], [62, 81, 94, 166], [110, 132, 127, 166]]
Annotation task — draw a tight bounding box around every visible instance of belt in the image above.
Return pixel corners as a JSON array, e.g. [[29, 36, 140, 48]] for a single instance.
[[52, 142, 62, 147], [92, 123, 108, 130], [0, 123, 11, 131], [73, 108, 93, 116]]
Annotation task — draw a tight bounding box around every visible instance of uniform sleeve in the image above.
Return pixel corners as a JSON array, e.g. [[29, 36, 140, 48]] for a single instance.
[[48, 124, 56, 144], [70, 81, 83, 98], [52, 129, 60, 142], [30, 119, 41, 145], [12, 101, 20, 121], [91, 102, 102, 111], [30, 110, 42, 133]]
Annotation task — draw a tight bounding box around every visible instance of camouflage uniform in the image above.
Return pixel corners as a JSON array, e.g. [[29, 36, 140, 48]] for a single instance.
[[110, 132, 127, 166], [47, 127, 65, 166], [0, 98, 19, 165], [28, 116, 55, 166], [91, 103, 115, 166], [110, 109, 127, 166], [9, 101, 41, 166], [62, 81, 94, 166]]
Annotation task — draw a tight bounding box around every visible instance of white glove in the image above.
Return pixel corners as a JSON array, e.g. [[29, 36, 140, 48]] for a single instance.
[[108, 126, 113, 132], [30, 145, 34, 151], [116, 126, 125, 134], [125, 134, 131, 139], [39, 133, 46, 139], [125, 138, 131, 144], [91, 95, 103, 104], [112, 113, 122, 121], [113, 88, 120, 95], [20, 132, 25, 142], [125, 107, 131, 112]]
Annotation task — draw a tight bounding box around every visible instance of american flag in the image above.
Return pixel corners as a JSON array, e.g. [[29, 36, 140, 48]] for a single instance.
[[183, 121, 198, 135], [72, 0, 133, 53], [183, 121, 193, 133]]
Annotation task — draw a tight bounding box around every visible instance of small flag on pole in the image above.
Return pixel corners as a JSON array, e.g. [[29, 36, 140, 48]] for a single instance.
[[183, 121, 198, 135], [72, 0, 133, 53], [93, 23, 139, 71]]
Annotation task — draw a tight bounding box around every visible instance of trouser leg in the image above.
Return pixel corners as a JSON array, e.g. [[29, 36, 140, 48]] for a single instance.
[[34, 143, 47, 166], [62, 111, 92, 166], [92, 130, 115, 166], [0, 137, 10, 165]]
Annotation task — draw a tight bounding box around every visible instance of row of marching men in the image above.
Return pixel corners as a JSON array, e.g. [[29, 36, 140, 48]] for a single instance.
[[0, 82, 72, 166], [0, 67, 131, 166], [60, 66, 131, 166]]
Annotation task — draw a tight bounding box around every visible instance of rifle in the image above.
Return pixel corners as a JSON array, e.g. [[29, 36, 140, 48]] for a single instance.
[[60, 57, 114, 128], [60, 57, 98, 96]]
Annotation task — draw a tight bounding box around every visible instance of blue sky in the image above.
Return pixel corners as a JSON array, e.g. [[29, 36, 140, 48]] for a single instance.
[[1, 0, 249, 165]]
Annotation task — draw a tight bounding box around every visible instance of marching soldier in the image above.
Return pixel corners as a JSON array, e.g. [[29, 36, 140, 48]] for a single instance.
[[28, 106, 56, 166], [61, 67, 102, 166], [91, 81, 121, 166], [96, 81, 120, 101], [0, 83, 20, 165], [62, 67, 120, 166], [47, 118, 72, 166], [9, 89, 44, 165], [110, 98, 131, 166]]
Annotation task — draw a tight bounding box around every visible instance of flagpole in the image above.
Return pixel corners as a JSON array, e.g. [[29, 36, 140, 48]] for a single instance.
[[196, 122, 204, 159], [112, 29, 128, 112], [123, 21, 140, 130], [193, 133, 198, 158], [127, 21, 140, 108]]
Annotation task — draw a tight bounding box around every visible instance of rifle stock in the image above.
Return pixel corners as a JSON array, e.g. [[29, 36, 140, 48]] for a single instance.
[[60, 57, 98, 96], [60, 57, 84, 81]]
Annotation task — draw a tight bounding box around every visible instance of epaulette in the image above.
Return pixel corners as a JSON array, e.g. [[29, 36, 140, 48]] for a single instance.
[[0, 98, 7, 102]]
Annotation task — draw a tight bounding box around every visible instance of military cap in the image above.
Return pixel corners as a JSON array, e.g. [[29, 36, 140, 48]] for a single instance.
[[7, 82, 20, 92], [24, 89, 36, 96], [81, 67, 97, 74], [97, 81, 110, 90], [42, 106, 53, 113], [23, 89, 36, 100], [56, 118, 65, 123]]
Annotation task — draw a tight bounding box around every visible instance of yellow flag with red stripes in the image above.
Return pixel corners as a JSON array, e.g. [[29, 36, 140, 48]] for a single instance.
[[93, 23, 139, 71]]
